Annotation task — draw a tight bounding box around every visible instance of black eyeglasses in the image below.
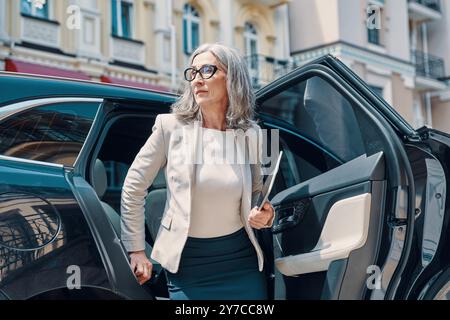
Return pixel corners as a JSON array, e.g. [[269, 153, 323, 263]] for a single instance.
[[184, 64, 219, 82]]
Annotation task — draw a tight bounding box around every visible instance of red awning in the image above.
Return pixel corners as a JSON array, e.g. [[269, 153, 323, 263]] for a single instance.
[[5, 58, 91, 81], [100, 75, 170, 92]]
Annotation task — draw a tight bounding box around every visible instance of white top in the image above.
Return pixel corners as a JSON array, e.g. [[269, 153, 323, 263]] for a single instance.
[[188, 128, 244, 238]]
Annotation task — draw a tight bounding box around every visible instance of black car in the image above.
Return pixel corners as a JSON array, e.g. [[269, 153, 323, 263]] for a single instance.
[[0, 55, 449, 300]]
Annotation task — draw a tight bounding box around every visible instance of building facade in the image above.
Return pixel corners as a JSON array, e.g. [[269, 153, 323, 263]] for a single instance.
[[289, 0, 450, 133], [0, 0, 291, 92]]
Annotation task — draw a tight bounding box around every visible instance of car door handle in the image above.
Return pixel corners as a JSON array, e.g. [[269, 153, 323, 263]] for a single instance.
[[272, 198, 310, 234]]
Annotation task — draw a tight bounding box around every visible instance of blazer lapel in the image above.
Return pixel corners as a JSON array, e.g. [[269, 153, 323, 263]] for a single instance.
[[187, 121, 202, 201], [172, 121, 201, 223], [235, 130, 251, 223]]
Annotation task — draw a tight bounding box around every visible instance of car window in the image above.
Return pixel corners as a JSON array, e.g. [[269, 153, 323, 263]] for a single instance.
[[0, 101, 100, 166], [94, 115, 164, 213], [260, 76, 366, 164], [264, 125, 341, 196]]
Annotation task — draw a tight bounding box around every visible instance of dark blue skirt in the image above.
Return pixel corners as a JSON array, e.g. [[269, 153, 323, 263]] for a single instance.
[[164, 227, 267, 300]]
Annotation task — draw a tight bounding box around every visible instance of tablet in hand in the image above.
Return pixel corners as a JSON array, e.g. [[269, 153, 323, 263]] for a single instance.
[[257, 151, 283, 211]]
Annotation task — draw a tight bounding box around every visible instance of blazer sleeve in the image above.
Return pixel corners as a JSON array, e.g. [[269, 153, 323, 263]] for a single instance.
[[250, 124, 275, 228], [120, 114, 167, 252], [250, 125, 264, 208]]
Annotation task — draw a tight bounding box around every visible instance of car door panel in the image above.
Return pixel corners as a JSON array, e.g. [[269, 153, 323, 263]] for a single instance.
[[0, 157, 112, 299], [67, 175, 154, 299], [271, 152, 386, 299], [272, 152, 384, 254], [73, 106, 170, 299], [276, 192, 372, 276], [0, 94, 158, 299], [272, 152, 384, 204], [66, 103, 166, 299]]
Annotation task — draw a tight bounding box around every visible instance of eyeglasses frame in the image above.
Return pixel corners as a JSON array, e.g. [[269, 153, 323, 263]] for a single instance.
[[184, 64, 220, 82]]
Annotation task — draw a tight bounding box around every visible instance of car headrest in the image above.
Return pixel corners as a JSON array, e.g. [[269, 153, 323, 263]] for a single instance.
[[90, 159, 107, 199], [303, 76, 366, 162], [304, 76, 338, 106]]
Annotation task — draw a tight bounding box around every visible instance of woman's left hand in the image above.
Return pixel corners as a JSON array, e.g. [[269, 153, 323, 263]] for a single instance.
[[248, 202, 275, 229]]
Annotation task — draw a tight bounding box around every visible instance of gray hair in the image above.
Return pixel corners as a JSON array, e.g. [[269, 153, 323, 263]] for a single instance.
[[171, 43, 256, 130]]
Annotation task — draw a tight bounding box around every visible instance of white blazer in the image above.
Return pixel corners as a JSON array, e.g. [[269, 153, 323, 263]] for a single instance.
[[120, 113, 267, 273]]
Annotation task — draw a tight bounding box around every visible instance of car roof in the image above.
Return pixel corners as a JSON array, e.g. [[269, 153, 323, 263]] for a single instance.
[[0, 71, 178, 106]]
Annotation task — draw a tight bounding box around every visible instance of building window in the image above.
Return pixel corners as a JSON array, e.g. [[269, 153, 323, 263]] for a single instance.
[[21, 0, 49, 19], [244, 22, 258, 61], [368, 28, 380, 45], [111, 0, 133, 39], [244, 22, 259, 86], [367, 6, 382, 45], [183, 3, 200, 55]]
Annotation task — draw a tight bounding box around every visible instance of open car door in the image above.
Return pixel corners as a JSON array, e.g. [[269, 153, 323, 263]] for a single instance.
[[256, 55, 420, 300], [270, 152, 386, 300]]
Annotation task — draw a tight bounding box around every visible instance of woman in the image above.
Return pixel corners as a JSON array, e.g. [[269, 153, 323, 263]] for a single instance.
[[120, 43, 275, 300]]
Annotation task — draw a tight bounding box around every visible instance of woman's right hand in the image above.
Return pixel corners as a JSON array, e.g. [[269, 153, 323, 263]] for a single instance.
[[129, 250, 153, 285]]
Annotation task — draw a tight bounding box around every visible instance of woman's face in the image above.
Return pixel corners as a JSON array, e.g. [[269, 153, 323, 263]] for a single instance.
[[190, 51, 228, 110]]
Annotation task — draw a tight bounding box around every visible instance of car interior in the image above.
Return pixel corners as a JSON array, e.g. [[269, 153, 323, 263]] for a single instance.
[[82, 74, 398, 300]]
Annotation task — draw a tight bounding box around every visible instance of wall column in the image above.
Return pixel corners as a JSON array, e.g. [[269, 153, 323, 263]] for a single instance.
[[0, 0, 8, 42], [219, 0, 233, 46]]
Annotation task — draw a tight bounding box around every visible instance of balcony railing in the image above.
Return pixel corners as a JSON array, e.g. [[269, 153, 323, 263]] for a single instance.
[[411, 49, 445, 80], [244, 54, 295, 89], [408, 0, 441, 12]]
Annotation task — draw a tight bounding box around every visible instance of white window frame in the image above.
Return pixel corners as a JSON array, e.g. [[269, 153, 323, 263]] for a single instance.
[[0, 0, 8, 41], [112, 0, 134, 39], [244, 22, 258, 57], [183, 3, 201, 55], [244, 22, 259, 85]]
